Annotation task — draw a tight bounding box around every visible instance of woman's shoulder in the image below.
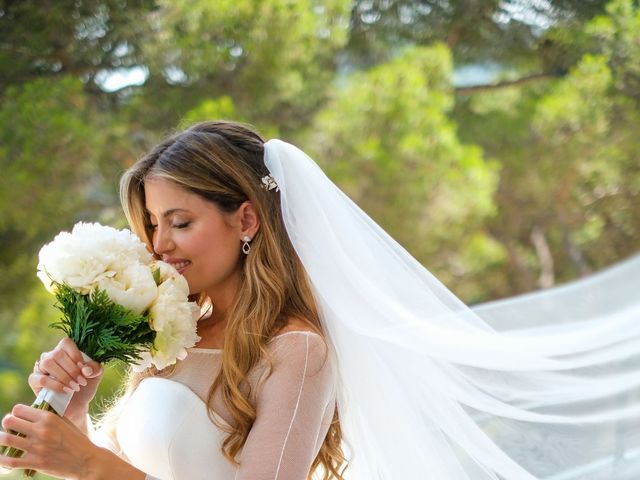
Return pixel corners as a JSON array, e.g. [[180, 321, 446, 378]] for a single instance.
[[272, 317, 323, 338], [269, 317, 328, 355], [265, 319, 334, 380]]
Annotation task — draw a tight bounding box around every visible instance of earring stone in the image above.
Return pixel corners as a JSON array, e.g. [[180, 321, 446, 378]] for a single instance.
[[242, 235, 252, 254]]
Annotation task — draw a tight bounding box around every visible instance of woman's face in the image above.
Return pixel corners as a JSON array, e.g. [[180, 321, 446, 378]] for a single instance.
[[144, 177, 244, 296]]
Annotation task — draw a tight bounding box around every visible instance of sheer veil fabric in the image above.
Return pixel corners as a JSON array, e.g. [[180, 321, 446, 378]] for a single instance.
[[264, 139, 640, 480]]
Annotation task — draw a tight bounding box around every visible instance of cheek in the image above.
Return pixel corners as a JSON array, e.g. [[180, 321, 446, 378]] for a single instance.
[[187, 226, 241, 286]]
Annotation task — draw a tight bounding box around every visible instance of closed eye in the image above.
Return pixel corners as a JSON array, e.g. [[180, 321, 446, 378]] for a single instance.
[[173, 222, 190, 229]]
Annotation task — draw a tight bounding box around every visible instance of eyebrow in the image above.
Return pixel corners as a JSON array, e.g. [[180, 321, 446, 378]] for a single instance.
[[146, 208, 191, 218]]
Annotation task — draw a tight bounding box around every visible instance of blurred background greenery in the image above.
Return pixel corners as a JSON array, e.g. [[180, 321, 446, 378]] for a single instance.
[[1, 0, 639, 477]]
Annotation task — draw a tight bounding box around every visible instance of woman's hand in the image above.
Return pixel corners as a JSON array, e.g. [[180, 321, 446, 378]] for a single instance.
[[0, 403, 100, 479], [28, 337, 103, 429], [0, 404, 146, 480]]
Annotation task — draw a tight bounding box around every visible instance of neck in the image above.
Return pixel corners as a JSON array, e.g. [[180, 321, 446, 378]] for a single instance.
[[199, 270, 242, 340], [209, 271, 241, 313]]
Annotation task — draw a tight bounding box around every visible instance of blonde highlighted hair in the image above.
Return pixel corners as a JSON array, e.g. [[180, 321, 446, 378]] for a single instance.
[[106, 121, 347, 479]]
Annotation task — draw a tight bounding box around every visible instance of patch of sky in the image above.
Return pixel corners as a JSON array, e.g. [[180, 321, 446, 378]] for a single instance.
[[95, 66, 148, 92], [453, 63, 504, 88]]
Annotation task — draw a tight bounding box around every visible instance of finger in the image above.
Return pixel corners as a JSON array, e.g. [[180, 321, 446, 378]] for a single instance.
[[55, 346, 86, 385], [0, 452, 30, 471], [2, 414, 34, 437], [9, 405, 58, 429], [58, 338, 92, 387], [76, 360, 103, 379], [28, 372, 75, 396], [40, 351, 83, 391], [0, 430, 29, 452], [11, 404, 51, 424], [27, 372, 44, 395], [58, 337, 84, 365]]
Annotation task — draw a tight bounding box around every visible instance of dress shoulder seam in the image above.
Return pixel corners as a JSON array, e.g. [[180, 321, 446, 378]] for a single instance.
[[272, 330, 322, 341]]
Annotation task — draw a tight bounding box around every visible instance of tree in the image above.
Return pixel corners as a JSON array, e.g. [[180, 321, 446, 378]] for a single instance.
[[304, 44, 502, 301], [123, 0, 352, 133], [345, 0, 611, 75], [0, 77, 107, 320], [0, 0, 157, 91], [453, 0, 640, 295]]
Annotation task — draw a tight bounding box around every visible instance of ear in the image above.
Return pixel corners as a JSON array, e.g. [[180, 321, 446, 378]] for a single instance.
[[237, 201, 260, 240]]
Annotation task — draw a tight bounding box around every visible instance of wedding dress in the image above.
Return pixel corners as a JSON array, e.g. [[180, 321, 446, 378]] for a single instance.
[[90, 331, 337, 480]]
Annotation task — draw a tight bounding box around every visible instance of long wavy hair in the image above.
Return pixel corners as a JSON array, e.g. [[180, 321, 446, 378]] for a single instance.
[[101, 121, 347, 479]]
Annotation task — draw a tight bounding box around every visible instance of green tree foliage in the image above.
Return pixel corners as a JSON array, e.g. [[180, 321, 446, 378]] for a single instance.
[[454, 0, 640, 294], [305, 44, 502, 301], [127, 0, 352, 132], [0, 77, 106, 319], [587, 0, 640, 104], [346, 0, 611, 68], [0, 0, 157, 91]]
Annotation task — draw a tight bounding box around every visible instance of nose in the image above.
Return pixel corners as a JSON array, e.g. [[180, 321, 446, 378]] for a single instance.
[[152, 225, 174, 255]]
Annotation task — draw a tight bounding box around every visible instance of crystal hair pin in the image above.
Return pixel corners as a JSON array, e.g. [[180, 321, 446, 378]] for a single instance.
[[261, 174, 280, 192]]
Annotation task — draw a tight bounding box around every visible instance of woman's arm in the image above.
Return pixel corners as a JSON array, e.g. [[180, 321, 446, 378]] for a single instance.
[[235, 332, 337, 480], [83, 447, 148, 480]]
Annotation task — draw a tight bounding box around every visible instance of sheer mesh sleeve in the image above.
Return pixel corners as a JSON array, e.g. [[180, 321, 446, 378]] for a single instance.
[[235, 332, 337, 480]]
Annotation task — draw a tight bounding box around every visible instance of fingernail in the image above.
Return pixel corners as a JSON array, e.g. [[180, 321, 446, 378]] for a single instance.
[[77, 376, 87, 387], [81, 366, 93, 377], [63, 386, 75, 395], [70, 381, 80, 392]]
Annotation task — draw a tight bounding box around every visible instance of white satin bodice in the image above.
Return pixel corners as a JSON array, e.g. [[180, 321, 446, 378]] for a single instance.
[[117, 376, 237, 480]]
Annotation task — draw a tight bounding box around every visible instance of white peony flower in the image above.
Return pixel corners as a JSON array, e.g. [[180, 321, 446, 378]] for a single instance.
[[151, 260, 190, 295], [150, 321, 197, 370], [150, 280, 198, 330], [133, 279, 200, 371], [36, 222, 154, 295], [37, 231, 116, 294], [71, 222, 152, 266], [97, 263, 158, 314]]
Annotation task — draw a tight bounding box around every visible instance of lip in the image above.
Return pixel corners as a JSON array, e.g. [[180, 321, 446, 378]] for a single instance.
[[174, 263, 190, 274], [163, 257, 191, 274]]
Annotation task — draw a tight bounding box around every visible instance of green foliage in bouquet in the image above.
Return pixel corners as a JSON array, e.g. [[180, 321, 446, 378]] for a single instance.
[[50, 283, 155, 364]]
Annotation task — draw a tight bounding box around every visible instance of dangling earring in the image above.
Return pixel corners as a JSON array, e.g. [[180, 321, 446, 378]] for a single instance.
[[242, 235, 252, 255]]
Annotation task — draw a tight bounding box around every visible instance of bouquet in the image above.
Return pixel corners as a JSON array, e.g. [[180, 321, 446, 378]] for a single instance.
[[0, 222, 200, 473]]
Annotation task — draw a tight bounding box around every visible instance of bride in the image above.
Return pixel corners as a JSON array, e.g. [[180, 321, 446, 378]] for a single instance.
[[1, 120, 639, 479]]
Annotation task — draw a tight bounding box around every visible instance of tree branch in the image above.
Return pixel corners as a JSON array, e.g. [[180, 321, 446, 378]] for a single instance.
[[530, 226, 555, 288]]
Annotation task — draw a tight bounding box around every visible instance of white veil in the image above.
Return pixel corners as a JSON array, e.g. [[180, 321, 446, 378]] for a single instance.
[[264, 139, 640, 480]]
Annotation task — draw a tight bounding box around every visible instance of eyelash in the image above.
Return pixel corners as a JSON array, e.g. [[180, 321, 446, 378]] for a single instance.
[[146, 222, 191, 230]]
